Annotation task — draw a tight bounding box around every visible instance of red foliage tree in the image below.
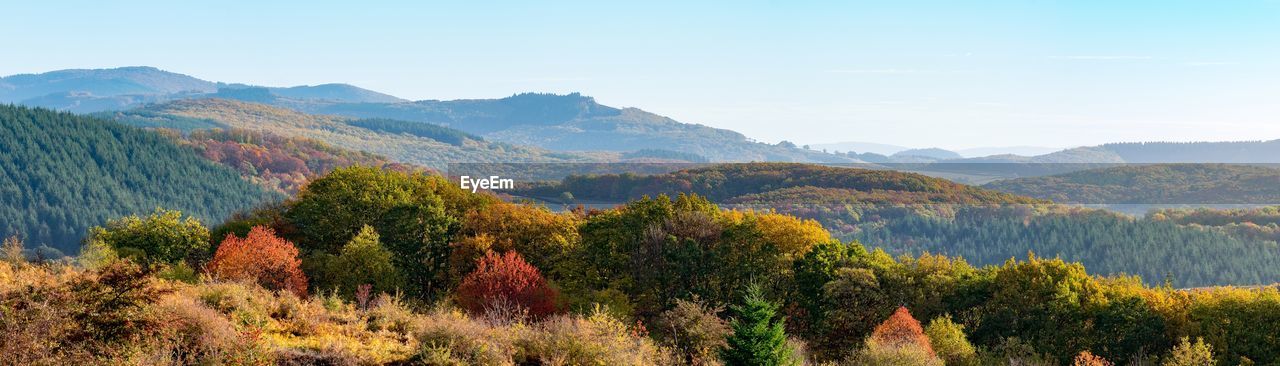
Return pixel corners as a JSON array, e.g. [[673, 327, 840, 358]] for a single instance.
[[456, 250, 560, 319], [869, 306, 935, 356], [208, 226, 308, 297]]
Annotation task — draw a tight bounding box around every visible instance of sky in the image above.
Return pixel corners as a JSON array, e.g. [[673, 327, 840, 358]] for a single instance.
[[4, 0, 1280, 150]]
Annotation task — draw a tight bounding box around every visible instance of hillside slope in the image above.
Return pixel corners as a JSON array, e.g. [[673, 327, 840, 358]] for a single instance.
[[0, 105, 278, 252]]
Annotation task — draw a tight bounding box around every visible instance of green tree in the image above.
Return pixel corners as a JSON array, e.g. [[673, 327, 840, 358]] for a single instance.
[[286, 166, 474, 300], [85, 208, 211, 265], [721, 284, 797, 366], [924, 316, 977, 366], [1163, 337, 1215, 366], [330, 225, 404, 296]]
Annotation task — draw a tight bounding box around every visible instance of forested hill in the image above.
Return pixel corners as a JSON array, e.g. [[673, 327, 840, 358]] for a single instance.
[[0, 104, 279, 252], [518, 162, 1042, 204], [97, 98, 610, 169], [983, 164, 1280, 204]]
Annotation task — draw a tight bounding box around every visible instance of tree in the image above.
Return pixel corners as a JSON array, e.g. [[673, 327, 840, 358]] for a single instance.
[[285, 166, 475, 300], [852, 307, 941, 366], [208, 226, 308, 297], [85, 208, 211, 265], [455, 250, 559, 319], [924, 316, 976, 366], [721, 284, 797, 366], [329, 225, 403, 296], [1163, 337, 1215, 366], [870, 307, 935, 356]]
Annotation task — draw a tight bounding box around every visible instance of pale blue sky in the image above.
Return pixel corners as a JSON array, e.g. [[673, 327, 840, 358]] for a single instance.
[[5, 1, 1280, 149]]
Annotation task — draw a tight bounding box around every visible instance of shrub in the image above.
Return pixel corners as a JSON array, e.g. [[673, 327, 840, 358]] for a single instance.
[[208, 226, 308, 297], [1163, 337, 1215, 366], [657, 297, 732, 366], [849, 341, 943, 366], [456, 250, 560, 319], [518, 308, 673, 365]]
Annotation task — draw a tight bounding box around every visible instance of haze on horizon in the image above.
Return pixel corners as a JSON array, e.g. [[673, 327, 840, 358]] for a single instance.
[[5, 0, 1279, 151]]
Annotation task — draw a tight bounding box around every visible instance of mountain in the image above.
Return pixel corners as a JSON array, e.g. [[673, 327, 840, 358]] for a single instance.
[[891, 148, 963, 160], [295, 92, 856, 162], [808, 141, 910, 155], [96, 98, 611, 169], [265, 84, 405, 103], [3, 67, 858, 163], [0, 66, 216, 102], [0, 104, 278, 252], [983, 163, 1280, 204]]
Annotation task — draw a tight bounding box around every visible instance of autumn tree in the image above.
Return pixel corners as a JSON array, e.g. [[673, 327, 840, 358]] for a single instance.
[[852, 306, 941, 366], [455, 250, 559, 319], [1075, 351, 1114, 366], [450, 202, 579, 279], [208, 226, 307, 297]]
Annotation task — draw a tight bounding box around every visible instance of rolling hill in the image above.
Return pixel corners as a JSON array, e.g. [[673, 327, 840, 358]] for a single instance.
[[0, 104, 279, 252], [984, 164, 1280, 204], [97, 98, 611, 169]]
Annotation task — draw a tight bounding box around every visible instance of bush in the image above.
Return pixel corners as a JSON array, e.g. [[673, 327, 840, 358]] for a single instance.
[[517, 308, 673, 365], [456, 250, 560, 320], [208, 226, 308, 297], [657, 297, 732, 366]]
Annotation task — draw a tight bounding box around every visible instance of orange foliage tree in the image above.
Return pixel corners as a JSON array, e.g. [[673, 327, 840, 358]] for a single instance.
[[869, 306, 936, 356], [455, 250, 559, 319], [208, 226, 308, 297]]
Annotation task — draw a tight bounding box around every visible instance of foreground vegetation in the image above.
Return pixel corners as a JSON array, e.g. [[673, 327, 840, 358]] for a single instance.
[[4, 165, 1280, 365]]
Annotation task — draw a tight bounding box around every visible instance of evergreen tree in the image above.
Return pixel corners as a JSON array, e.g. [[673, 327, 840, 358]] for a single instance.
[[721, 284, 797, 366]]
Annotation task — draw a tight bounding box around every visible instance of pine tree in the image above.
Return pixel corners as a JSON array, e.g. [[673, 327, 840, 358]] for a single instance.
[[721, 284, 797, 366]]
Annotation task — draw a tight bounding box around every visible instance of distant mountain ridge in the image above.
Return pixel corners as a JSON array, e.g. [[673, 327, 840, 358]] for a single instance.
[[4, 67, 855, 163]]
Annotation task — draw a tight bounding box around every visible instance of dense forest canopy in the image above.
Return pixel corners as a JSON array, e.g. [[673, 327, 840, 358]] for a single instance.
[[6, 166, 1280, 365], [0, 104, 278, 253]]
